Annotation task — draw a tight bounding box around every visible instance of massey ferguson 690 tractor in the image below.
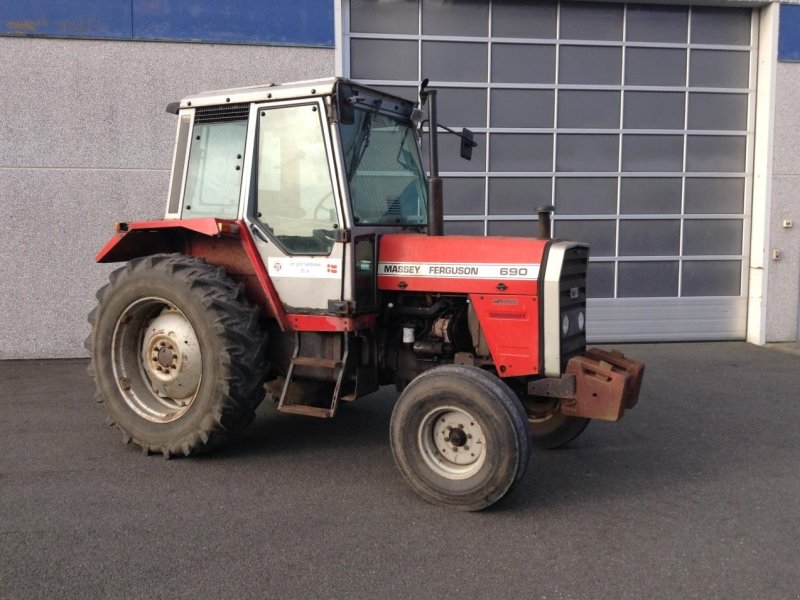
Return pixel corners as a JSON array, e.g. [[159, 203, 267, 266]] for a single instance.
[[87, 78, 644, 510]]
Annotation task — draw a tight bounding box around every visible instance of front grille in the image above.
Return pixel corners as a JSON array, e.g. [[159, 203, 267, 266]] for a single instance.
[[559, 245, 588, 372], [194, 103, 250, 124]]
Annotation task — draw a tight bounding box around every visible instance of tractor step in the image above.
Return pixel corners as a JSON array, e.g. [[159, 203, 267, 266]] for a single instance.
[[292, 356, 342, 369], [277, 331, 354, 419], [279, 404, 335, 418]]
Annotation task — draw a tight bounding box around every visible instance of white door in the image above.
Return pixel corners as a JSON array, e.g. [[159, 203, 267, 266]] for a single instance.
[[247, 100, 345, 312]]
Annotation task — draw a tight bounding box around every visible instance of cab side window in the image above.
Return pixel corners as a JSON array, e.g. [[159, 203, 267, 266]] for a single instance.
[[182, 106, 248, 219], [257, 104, 338, 255]]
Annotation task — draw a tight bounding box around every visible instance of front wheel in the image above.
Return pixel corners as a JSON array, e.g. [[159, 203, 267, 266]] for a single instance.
[[86, 254, 268, 457], [390, 365, 531, 511]]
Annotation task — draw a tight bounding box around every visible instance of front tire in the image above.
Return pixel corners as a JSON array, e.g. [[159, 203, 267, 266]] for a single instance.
[[86, 254, 268, 457], [390, 365, 531, 511]]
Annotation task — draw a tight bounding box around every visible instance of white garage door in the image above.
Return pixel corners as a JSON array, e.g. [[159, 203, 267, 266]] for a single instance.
[[340, 0, 757, 341]]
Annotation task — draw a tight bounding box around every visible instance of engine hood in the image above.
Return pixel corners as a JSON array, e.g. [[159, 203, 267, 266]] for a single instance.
[[376, 233, 549, 295]]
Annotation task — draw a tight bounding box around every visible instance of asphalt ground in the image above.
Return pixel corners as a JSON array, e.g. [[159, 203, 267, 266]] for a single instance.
[[1, 342, 798, 599]]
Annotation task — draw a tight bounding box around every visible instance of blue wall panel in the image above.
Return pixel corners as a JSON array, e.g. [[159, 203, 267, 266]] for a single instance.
[[0, 1, 132, 38], [779, 3, 800, 62], [132, 0, 332, 46], [0, 0, 333, 47]]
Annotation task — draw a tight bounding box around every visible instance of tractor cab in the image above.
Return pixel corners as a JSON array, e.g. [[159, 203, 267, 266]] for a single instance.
[[165, 78, 427, 314]]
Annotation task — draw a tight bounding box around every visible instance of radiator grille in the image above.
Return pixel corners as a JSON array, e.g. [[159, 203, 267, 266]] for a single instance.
[[559, 246, 588, 371], [194, 103, 250, 124]]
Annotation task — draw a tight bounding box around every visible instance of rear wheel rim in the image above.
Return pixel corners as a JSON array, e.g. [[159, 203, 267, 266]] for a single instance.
[[111, 297, 202, 423], [417, 406, 487, 480]]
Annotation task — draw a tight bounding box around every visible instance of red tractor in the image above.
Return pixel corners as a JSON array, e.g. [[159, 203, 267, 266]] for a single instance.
[[87, 78, 644, 510]]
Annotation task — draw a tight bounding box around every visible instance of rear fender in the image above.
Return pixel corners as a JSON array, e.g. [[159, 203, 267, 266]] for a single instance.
[[95, 218, 289, 330]]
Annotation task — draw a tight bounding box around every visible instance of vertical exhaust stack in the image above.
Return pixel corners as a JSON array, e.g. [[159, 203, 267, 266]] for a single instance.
[[421, 85, 444, 236], [538, 205, 555, 239]]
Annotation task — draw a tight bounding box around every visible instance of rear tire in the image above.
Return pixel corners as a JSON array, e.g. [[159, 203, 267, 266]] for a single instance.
[[390, 365, 531, 511], [86, 254, 268, 457]]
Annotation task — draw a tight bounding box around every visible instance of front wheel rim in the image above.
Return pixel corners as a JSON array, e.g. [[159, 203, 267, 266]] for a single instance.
[[111, 297, 202, 423], [417, 406, 487, 480]]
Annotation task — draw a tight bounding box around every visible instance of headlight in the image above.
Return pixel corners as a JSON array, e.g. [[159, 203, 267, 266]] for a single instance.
[[562, 315, 570, 336]]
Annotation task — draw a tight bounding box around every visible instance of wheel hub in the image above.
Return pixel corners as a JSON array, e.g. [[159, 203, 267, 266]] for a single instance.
[[139, 307, 201, 404], [157, 346, 175, 369], [418, 407, 486, 480], [448, 427, 468, 447]]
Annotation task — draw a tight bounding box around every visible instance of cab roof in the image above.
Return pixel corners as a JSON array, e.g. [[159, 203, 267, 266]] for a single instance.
[[170, 77, 416, 116]]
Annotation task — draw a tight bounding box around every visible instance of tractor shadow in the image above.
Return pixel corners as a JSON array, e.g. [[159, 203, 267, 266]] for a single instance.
[[201, 387, 397, 461]]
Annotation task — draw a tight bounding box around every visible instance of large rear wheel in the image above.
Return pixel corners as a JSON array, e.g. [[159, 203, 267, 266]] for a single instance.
[[390, 365, 531, 511], [86, 254, 268, 457]]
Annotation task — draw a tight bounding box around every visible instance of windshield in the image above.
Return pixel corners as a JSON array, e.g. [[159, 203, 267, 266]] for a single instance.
[[339, 109, 427, 226]]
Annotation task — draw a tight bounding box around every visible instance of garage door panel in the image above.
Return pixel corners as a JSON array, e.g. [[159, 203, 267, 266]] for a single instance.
[[349, 0, 418, 34], [619, 220, 680, 256], [422, 0, 488, 36], [626, 5, 688, 43], [556, 134, 619, 172], [688, 93, 749, 131], [444, 178, 486, 216], [559, 46, 622, 85], [587, 262, 615, 298], [491, 89, 554, 128], [422, 41, 487, 83], [487, 220, 539, 237], [344, 0, 755, 342], [556, 177, 618, 215], [492, 44, 556, 84], [624, 92, 684, 130], [350, 39, 417, 80], [689, 50, 750, 88], [492, 0, 557, 38], [558, 90, 620, 129], [683, 220, 743, 256], [684, 178, 745, 214], [490, 134, 553, 172], [618, 262, 679, 297], [560, 1, 624, 41], [682, 261, 742, 297], [690, 6, 752, 45], [436, 87, 487, 128], [621, 135, 683, 172], [556, 220, 617, 256], [620, 178, 682, 214], [625, 48, 686, 86], [685, 136, 747, 173], [488, 178, 552, 215]]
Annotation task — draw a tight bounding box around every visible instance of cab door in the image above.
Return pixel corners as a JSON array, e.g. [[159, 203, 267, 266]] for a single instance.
[[244, 99, 345, 312]]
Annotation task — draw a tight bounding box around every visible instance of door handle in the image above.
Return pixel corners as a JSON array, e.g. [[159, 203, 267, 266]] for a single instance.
[[250, 224, 269, 244]]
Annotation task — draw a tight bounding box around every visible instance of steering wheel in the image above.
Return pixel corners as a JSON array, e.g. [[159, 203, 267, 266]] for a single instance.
[[312, 228, 337, 249], [313, 192, 336, 221]]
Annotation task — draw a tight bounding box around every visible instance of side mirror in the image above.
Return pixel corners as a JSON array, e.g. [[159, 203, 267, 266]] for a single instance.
[[419, 78, 430, 106], [411, 108, 424, 129], [337, 82, 355, 125], [460, 128, 475, 161]]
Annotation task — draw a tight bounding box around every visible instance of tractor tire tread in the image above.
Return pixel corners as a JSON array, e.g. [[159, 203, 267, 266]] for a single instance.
[[87, 253, 268, 458]]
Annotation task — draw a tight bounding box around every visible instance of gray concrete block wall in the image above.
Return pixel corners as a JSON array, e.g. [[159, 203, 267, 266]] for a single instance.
[[768, 62, 800, 342], [0, 37, 333, 359]]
